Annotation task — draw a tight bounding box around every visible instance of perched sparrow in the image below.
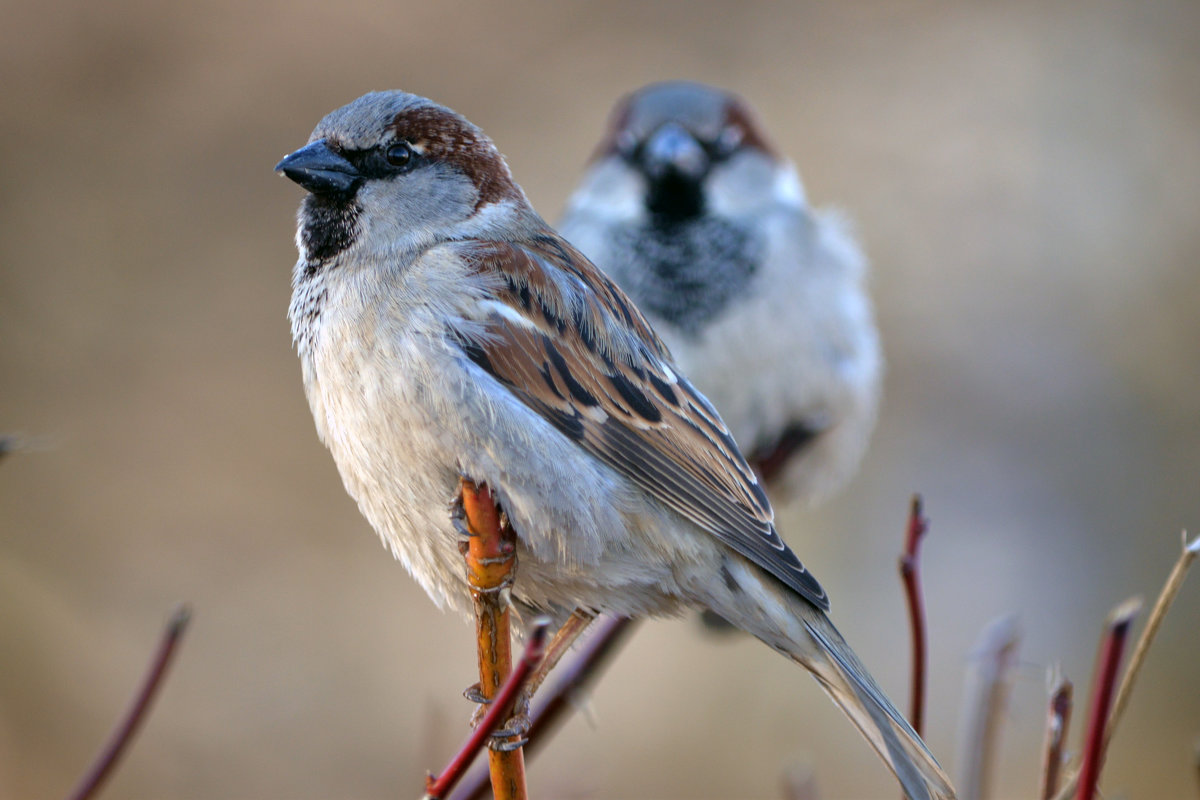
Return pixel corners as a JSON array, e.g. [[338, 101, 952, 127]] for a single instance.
[[277, 91, 952, 800], [560, 82, 881, 502]]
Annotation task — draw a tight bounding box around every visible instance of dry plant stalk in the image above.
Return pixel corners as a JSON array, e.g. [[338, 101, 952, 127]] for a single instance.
[[66, 605, 192, 800], [458, 479, 528, 800], [451, 615, 640, 800], [1052, 532, 1199, 800], [1039, 670, 1073, 800], [898, 493, 929, 736], [425, 620, 550, 800], [956, 615, 1020, 800], [1074, 597, 1141, 800]]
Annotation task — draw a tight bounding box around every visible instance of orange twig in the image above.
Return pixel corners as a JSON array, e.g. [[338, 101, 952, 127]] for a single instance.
[[66, 605, 192, 800], [1040, 671, 1073, 800], [458, 478, 528, 800], [425, 619, 550, 800], [450, 615, 639, 800], [1075, 597, 1141, 800], [898, 494, 928, 736]]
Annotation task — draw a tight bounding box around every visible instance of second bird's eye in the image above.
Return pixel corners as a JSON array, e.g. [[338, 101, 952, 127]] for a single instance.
[[385, 142, 413, 167]]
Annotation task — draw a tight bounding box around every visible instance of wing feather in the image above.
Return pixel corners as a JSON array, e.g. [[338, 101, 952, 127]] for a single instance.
[[451, 237, 829, 610]]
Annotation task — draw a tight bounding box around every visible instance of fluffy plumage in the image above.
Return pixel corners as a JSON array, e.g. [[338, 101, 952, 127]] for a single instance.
[[560, 82, 881, 500], [277, 90, 952, 800]]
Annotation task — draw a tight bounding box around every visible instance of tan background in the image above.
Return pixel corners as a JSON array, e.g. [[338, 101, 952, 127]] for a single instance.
[[2, 1, 1198, 798]]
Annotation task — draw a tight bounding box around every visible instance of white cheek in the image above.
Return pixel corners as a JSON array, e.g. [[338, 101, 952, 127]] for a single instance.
[[771, 164, 807, 207], [563, 158, 646, 221], [707, 154, 806, 216]]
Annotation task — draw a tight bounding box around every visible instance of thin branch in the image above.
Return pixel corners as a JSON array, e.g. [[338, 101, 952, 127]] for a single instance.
[[1105, 532, 1198, 745], [457, 478, 527, 800], [1075, 597, 1141, 800], [1039, 669, 1073, 800], [1053, 531, 1199, 800], [425, 619, 550, 800], [449, 616, 639, 800], [956, 615, 1020, 800], [65, 605, 192, 800], [898, 493, 928, 736]]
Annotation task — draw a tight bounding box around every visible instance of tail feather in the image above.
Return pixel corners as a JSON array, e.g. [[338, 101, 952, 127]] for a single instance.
[[801, 615, 955, 800], [702, 562, 956, 800]]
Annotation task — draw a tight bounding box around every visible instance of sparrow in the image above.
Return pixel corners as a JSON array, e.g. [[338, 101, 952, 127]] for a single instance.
[[559, 82, 881, 502], [276, 90, 953, 800]]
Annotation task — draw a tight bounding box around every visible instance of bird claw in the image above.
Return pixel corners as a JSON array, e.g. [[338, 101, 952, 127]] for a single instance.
[[463, 681, 531, 750], [489, 712, 531, 751], [463, 681, 490, 707], [449, 487, 471, 546]]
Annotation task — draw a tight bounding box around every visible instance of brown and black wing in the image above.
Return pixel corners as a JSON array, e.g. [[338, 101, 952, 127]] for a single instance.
[[450, 236, 829, 611]]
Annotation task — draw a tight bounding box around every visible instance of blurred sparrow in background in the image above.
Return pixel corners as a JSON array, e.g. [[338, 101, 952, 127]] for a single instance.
[[560, 82, 881, 503], [277, 90, 951, 800]]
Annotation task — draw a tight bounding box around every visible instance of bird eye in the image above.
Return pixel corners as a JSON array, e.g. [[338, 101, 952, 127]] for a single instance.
[[385, 142, 413, 168], [713, 126, 743, 157]]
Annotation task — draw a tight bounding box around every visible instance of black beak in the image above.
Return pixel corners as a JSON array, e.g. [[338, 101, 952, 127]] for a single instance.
[[275, 139, 361, 195], [641, 122, 708, 182]]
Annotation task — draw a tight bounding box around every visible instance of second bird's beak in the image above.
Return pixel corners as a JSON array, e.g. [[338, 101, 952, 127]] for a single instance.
[[275, 139, 361, 195], [641, 122, 709, 182]]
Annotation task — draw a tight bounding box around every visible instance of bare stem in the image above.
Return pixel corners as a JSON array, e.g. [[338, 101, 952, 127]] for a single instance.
[[449, 616, 639, 800], [65, 605, 192, 800], [956, 615, 1020, 800], [1053, 532, 1199, 800], [425, 619, 550, 800], [456, 478, 528, 800], [1039, 670, 1073, 800], [1074, 597, 1141, 800], [898, 493, 928, 736]]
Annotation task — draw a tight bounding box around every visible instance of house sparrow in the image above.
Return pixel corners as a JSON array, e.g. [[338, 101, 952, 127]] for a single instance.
[[277, 90, 952, 800], [559, 82, 881, 502]]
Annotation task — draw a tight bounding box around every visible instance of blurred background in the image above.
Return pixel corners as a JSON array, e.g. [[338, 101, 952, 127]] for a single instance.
[[2, 1, 1198, 798]]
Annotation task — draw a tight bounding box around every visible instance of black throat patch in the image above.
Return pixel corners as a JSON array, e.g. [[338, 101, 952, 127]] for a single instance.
[[299, 192, 361, 267], [609, 216, 761, 337]]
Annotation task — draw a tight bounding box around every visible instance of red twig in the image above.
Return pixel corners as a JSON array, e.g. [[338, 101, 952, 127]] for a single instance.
[[425, 619, 551, 800], [65, 605, 192, 800], [1075, 597, 1141, 800], [1053, 532, 1199, 800], [449, 615, 639, 800], [1040, 671, 1073, 800], [898, 494, 928, 736]]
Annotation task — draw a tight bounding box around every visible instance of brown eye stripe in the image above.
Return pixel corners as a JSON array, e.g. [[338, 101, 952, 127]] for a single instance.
[[721, 97, 775, 156], [385, 106, 520, 209]]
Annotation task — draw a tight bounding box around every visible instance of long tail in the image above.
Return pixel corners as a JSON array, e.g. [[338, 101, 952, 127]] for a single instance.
[[705, 565, 956, 800], [799, 611, 955, 800]]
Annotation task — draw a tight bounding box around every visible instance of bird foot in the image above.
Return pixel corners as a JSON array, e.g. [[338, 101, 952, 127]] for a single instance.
[[463, 682, 531, 750]]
